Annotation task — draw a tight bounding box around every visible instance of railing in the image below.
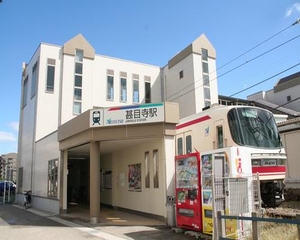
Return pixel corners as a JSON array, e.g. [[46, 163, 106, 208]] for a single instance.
[[217, 210, 300, 240]]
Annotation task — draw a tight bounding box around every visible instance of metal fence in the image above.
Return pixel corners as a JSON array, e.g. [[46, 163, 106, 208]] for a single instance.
[[212, 173, 261, 239]]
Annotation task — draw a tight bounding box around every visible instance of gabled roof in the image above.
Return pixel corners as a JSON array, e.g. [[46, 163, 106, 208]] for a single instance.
[[63, 34, 95, 59], [168, 34, 216, 69]]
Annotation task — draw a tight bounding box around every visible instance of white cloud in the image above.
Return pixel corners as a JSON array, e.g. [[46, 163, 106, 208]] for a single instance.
[[0, 131, 16, 142], [9, 121, 19, 132], [285, 3, 300, 17]]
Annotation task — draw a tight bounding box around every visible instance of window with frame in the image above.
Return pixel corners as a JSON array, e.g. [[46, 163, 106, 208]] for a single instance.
[[73, 102, 81, 115], [120, 76, 127, 102], [202, 62, 209, 74], [203, 74, 209, 87], [204, 87, 211, 100], [46, 59, 55, 92], [145, 151, 150, 188], [145, 80, 151, 103], [186, 135, 192, 153], [133, 78, 139, 103], [177, 137, 183, 155], [48, 159, 58, 198], [31, 60, 38, 98], [22, 76, 28, 108], [73, 50, 83, 115], [179, 70, 184, 79], [153, 150, 159, 188], [201, 48, 208, 61], [107, 75, 114, 100], [217, 125, 224, 148]]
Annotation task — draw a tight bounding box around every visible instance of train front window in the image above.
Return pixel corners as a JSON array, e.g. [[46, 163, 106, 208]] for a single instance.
[[228, 108, 281, 148]]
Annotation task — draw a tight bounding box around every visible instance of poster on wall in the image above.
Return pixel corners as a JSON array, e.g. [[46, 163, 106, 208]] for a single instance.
[[128, 163, 142, 191]]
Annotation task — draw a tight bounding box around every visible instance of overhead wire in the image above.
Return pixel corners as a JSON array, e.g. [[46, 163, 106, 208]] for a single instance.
[[229, 62, 300, 97], [166, 19, 300, 102]]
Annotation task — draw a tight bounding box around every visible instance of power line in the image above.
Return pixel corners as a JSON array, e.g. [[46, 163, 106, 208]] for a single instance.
[[229, 62, 300, 97], [169, 62, 300, 103], [166, 20, 300, 102], [217, 19, 299, 72]]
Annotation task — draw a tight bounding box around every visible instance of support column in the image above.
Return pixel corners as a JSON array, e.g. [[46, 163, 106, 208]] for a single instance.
[[59, 150, 68, 214], [90, 141, 100, 224]]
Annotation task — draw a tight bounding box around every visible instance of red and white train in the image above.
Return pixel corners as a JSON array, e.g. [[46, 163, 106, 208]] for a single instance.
[[174, 104, 286, 234]]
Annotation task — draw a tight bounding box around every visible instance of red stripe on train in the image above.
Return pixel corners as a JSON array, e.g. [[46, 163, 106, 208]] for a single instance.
[[252, 166, 286, 174], [176, 115, 211, 130]]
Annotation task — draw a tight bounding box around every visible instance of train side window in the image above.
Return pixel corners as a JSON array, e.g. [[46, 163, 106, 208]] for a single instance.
[[217, 125, 223, 148], [186, 135, 192, 153], [177, 138, 183, 155]]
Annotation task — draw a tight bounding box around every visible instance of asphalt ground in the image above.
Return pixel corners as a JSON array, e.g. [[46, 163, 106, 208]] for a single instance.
[[0, 203, 212, 240]]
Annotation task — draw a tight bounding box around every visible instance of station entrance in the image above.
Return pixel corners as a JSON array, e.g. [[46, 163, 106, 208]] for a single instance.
[[58, 102, 179, 224]]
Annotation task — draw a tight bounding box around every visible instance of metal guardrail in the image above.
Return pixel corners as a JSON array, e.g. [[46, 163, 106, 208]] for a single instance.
[[217, 210, 300, 240]]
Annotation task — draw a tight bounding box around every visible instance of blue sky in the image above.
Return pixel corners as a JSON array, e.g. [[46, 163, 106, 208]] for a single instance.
[[0, 0, 299, 154]]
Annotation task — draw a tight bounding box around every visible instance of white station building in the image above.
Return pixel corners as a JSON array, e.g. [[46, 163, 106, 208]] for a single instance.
[[16, 33, 218, 224]]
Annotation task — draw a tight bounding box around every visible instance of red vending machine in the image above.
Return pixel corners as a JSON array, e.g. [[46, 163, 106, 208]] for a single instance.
[[175, 152, 202, 231]]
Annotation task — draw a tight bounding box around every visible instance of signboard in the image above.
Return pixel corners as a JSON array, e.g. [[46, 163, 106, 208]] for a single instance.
[[90, 103, 164, 127], [104, 103, 164, 126], [90, 109, 104, 127]]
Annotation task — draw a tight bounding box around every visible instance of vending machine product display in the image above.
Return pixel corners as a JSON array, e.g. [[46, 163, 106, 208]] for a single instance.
[[175, 152, 202, 231]]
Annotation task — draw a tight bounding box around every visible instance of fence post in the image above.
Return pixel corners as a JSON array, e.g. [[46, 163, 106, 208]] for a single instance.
[[217, 210, 225, 239], [297, 214, 300, 239], [252, 212, 260, 240]]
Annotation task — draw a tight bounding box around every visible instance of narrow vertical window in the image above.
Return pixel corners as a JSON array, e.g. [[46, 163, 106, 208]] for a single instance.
[[31, 60, 38, 98], [201, 48, 210, 108], [46, 59, 55, 92], [179, 70, 184, 79], [145, 151, 150, 188], [153, 150, 159, 188], [107, 75, 114, 100], [203, 75, 209, 87], [177, 138, 183, 155], [120, 77, 127, 102], [186, 135, 192, 153], [217, 126, 224, 148], [22, 76, 28, 108], [201, 48, 208, 61], [73, 50, 83, 115], [73, 102, 81, 115], [144, 76, 151, 103], [202, 62, 209, 74], [48, 159, 58, 198], [133, 76, 139, 103]]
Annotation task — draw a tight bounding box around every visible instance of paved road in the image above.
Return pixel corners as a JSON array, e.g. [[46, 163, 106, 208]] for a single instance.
[[0, 204, 210, 240]]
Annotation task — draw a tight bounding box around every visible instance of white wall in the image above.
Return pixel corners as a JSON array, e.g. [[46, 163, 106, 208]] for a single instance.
[[35, 44, 61, 141], [164, 54, 196, 118], [18, 47, 41, 192], [109, 138, 167, 217], [34, 132, 60, 197]]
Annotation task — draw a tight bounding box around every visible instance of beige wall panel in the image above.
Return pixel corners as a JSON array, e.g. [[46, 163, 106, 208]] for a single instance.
[[126, 124, 164, 138], [58, 110, 90, 141], [59, 131, 91, 150], [92, 126, 127, 140], [63, 34, 95, 59], [164, 102, 179, 123]]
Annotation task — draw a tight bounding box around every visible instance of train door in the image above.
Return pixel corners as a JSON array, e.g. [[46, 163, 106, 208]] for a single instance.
[[175, 152, 202, 231]]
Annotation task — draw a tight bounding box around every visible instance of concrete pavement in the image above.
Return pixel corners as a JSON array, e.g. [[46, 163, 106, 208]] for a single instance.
[[0, 203, 212, 239]]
